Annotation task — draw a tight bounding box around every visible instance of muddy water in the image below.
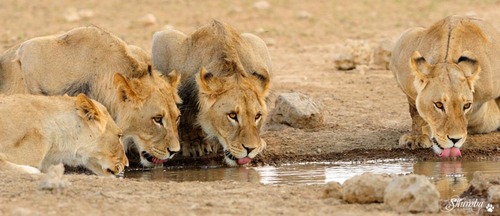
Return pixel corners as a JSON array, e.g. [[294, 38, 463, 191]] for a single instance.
[[124, 160, 500, 199]]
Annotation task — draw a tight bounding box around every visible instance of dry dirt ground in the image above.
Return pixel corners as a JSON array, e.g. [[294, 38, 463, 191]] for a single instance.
[[1, 0, 500, 215]]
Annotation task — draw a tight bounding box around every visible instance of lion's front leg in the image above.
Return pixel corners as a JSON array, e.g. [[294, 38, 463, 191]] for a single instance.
[[180, 127, 218, 157], [399, 98, 432, 149]]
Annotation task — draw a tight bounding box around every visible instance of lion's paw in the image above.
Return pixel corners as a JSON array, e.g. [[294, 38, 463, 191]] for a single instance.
[[182, 139, 217, 158], [399, 133, 432, 149]]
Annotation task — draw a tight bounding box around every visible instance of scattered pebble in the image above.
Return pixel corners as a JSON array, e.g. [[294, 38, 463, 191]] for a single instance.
[[138, 13, 157, 26], [297, 11, 313, 20], [162, 24, 175, 31], [255, 28, 267, 34], [63, 8, 94, 22], [342, 173, 391, 203], [264, 38, 276, 46], [253, 1, 271, 10], [384, 175, 440, 213]]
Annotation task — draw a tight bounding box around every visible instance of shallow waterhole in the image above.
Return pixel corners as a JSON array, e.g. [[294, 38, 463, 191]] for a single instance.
[[124, 159, 500, 199]]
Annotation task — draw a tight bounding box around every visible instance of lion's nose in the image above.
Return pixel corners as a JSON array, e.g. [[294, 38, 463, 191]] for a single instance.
[[167, 148, 179, 155], [447, 136, 462, 144], [243, 145, 256, 155]]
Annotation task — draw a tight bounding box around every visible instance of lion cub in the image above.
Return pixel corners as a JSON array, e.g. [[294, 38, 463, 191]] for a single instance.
[[0, 94, 128, 176]]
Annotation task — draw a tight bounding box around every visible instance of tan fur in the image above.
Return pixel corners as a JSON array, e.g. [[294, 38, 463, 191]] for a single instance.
[[152, 20, 271, 166], [390, 15, 500, 155], [0, 94, 128, 176], [0, 26, 181, 167]]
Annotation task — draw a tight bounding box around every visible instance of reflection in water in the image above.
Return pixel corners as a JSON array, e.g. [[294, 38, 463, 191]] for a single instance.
[[412, 160, 500, 199], [124, 160, 500, 199], [125, 167, 261, 183]]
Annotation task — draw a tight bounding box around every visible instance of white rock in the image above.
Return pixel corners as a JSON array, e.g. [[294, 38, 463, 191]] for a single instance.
[[342, 173, 391, 203], [63, 8, 94, 22], [162, 24, 175, 31], [264, 38, 276, 47], [63, 8, 81, 22], [488, 185, 500, 204], [138, 13, 157, 26], [270, 92, 323, 129], [253, 1, 271, 10], [255, 28, 267, 34], [297, 11, 313, 20], [384, 175, 440, 213], [78, 9, 94, 19]]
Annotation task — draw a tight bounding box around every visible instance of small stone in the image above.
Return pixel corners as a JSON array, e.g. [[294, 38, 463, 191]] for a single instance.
[[384, 175, 440, 213], [334, 54, 355, 70], [488, 185, 500, 204], [162, 25, 174, 31], [270, 92, 324, 129], [138, 13, 157, 26], [342, 173, 391, 203], [255, 28, 267, 34], [253, 1, 271, 10], [323, 182, 342, 199], [316, 148, 322, 154], [297, 11, 313, 20], [63, 8, 80, 22], [63, 8, 94, 22], [78, 9, 94, 19], [264, 38, 276, 46]]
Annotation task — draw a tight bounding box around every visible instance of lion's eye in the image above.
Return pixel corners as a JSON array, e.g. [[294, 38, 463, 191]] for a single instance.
[[463, 103, 472, 110], [255, 113, 262, 120], [228, 113, 237, 120], [434, 102, 444, 110], [153, 116, 163, 125], [118, 134, 123, 139]]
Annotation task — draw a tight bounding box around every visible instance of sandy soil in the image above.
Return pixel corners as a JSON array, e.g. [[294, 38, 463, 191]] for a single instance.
[[1, 0, 499, 215]]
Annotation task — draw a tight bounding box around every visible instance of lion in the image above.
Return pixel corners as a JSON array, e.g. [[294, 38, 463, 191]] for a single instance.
[[390, 15, 500, 157], [152, 20, 272, 166], [0, 94, 128, 176], [0, 26, 181, 167]]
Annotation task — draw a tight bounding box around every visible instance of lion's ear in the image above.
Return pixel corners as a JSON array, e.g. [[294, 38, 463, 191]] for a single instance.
[[410, 51, 432, 92], [75, 93, 105, 132], [251, 70, 271, 97], [457, 51, 481, 92], [113, 73, 140, 103], [166, 70, 181, 89], [196, 67, 222, 96]]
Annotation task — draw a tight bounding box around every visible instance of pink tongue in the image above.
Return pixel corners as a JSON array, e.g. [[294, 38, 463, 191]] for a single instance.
[[450, 147, 462, 157], [152, 157, 166, 164], [440, 148, 451, 157], [237, 157, 251, 165]]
